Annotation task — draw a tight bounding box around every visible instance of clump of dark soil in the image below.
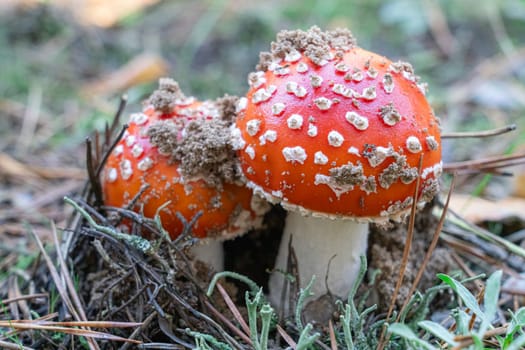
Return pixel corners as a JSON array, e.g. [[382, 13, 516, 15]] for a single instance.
[[257, 26, 356, 70], [146, 79, 244, 188], [368, 202, 455, 310]]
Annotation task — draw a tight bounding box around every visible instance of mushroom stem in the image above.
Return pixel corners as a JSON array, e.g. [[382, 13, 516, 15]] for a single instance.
[[269, 211, 368, 310], [191, 240, 224, 269]]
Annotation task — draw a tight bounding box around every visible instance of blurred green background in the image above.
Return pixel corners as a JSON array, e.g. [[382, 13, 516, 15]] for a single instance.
[[1, 0, 524, 183]]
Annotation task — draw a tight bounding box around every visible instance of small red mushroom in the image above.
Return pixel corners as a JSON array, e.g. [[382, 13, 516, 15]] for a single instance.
[[232, 27, 442, 305], [102, 79, 268, 267]]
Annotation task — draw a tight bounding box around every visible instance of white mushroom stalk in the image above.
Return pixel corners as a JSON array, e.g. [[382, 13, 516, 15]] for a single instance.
[[270, 212, 369, 305], [191, 240, 225, 268]]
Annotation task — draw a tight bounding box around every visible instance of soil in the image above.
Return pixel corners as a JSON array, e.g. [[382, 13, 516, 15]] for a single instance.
[[367, 201, 454, 310], [256, 26, 356, 70], [146, 78, 188, 114], [174, 99, 243, 188], [146, 81, 244, 188]]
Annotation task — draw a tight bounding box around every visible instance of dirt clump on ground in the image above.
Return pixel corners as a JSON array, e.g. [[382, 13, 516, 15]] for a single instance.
[[367, 202, 454, 311]]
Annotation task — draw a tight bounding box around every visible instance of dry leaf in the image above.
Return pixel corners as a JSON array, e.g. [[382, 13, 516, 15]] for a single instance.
[[0, 152, 41, 179], [515, 173, 525, 198], [512, 144, 525, 199], [449, 193, 525, 223], [56, 0, 160, 27], [82, 52, 169, 97], [0, 152, 84, 181], [0, 0, 159, 28]]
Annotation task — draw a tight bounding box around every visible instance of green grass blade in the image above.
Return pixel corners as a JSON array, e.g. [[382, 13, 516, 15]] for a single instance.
[[507, 333, 525, 350], [437, 273, 484, 319], [479, 270, 502, 336], [418, 320, 458, 346], [388, 323, 434, 350]]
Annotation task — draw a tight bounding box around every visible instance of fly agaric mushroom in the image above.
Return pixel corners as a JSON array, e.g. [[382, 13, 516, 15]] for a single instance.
[[232, 27, 442, 305], [103, 78, 268, 267]]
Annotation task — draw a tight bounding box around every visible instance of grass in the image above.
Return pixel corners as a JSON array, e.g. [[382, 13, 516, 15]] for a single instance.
[[390, 271, 525, 349], [202, 261, 525, 349]]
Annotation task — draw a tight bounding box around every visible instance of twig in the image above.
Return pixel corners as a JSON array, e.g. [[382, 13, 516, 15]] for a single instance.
[[94, 130, 101, 167], [444, 152, 525, 173], [444, 207, 525, 260], [0, 293, 48, 305], [328, 320, 338, 350], [0, 339, 34, 350], [86, 137, 104, 208], [216, 283, 250, 335], [203, 300, 252, 345], [173, 211, 203, 245], [397, 174, 457, 321], [109, 281, 152, 318], [53, 220, 105, 349], [452, 325, 509, 349], [500, 287, 525, 297], [0, 320, 142, 328], [278, 234, 298, 321], [441, 124, 516, 138], [95, 123, 129, 180], [126, 186, 152, 215], [79, 96, 128, 201], [276, 324, 296, 349], [377, 155, 423, 350], [108, 95, 128, 142], [29, 225, 100, 350], [0, 321, 141, 344], [421, 0, 457, 57], [443, 235, 518, 278], [165, 288, 245, 350], [119, 311, 158, 350], [16, 84, 42, 154]]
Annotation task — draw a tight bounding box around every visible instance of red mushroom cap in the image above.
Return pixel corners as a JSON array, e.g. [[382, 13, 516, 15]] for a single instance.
[[103, 79, 267, 239], [233, 27, 442, 222]]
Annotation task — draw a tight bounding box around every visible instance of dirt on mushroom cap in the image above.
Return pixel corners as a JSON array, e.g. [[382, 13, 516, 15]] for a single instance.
[[146, 86, 244, 189], [146, 78, 193, 114], [257, 26, 357, 70]]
